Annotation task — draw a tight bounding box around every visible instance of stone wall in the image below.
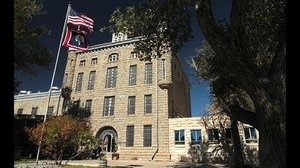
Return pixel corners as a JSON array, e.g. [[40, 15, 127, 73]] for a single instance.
[[169, 117, 259, 162], [14, 91, 63, 117], [63, 38, 191, 161]]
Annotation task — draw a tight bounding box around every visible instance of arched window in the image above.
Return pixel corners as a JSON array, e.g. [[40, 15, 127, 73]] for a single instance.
[[108, 53, 119, 62]]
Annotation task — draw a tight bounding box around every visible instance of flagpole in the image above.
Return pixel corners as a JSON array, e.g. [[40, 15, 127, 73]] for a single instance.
[[35, 2, 72, 165]]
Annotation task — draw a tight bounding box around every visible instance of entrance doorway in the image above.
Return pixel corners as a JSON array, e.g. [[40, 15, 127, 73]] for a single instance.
[[96, 126, 118, 153], [103, 134, 115, 152]]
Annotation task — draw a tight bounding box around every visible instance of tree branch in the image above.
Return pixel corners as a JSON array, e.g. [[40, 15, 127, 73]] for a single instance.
[[194, 0, 261, 91], [227, 102, 257, 128], [230, 0, 249, 54], [195, 0, 230, 53]]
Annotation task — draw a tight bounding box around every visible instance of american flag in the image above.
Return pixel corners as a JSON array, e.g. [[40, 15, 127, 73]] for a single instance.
[[67, 8, 94, 32]]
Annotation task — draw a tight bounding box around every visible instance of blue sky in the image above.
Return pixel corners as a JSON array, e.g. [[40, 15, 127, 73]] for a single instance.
[[15, 0, 231, 117]]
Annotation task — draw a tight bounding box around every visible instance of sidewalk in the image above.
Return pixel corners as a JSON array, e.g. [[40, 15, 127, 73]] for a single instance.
[[66, 159, 228, 168], [14, 159, 228, 168]]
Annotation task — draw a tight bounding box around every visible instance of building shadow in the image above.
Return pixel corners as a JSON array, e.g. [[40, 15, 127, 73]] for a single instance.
[[112, 165, 143, 168], [127, 164, 143, 167]]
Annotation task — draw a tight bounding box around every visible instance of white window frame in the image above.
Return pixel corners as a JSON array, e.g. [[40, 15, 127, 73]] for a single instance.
[[175, 130, 185, 145]]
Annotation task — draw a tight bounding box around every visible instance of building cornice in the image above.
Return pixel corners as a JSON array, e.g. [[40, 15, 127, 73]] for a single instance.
[[75, 36, 143, 55], [14, 90, 61, 100]]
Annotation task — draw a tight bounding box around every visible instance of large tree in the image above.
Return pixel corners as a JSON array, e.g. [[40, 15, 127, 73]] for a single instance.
[[107, 0, 286, 167], [26, 116, 97, 165], [14, 0, 52, 92]]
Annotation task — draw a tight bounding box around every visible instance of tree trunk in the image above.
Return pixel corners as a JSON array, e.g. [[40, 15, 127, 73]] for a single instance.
[[61, 98, 71, 115], [231, 118, 245, 168], [194, 1, 286, 167], [53, 153, 58, 165], [257, 102, 286, 167], [58, 148, 64, 165]]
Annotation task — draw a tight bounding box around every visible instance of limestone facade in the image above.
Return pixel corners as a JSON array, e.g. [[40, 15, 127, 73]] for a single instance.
[[14, 89, 63, 118], [61, 37, 191, 161], [169, 117, 259, 162]]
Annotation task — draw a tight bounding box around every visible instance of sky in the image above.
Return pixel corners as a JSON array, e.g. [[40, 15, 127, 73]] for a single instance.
[[15, 0, 231, 117]]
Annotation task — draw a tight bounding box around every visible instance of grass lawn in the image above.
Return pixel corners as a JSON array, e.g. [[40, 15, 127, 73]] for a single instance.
[[14, 159, 121, 168], [64, 165, 119, 168], [14, 159, 35, 164]]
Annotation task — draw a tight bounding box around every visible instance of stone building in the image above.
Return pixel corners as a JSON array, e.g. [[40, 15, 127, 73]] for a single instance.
[[14, 88, 63, 158], [14, 88, 63, 120], [61, 34, 191, 161], [14, 34, 258, 162], [168, 116, 259, 163]]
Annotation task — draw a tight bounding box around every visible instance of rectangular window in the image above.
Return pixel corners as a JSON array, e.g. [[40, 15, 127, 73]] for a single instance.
[[79, 60, 86, 66], [84, 99, 92, 117], [91, 58, 97, 65], [144, 63, 152, 84], [87, 71, 96, 90], [63, 73, 68, 86], [162, 59, 166, 79], [106, 67, 117, 88], [129, 65, 137, 86], [31, 107, 38, 117], [244, 127, 257, 143], [17, 108, 23, 115], [191, 129, 201, 145], [175, 130, 185, 145], [103, 96, 115, 116], [130, 52, 137, 58], [75, 73, 84, 91], [208, 129, 219, 141], [47, 106, 54, 116], [128, 96, 136, 115], [144, 95, 152, 114], [143, 125, 152, 147], [126, 125, 134, 147]]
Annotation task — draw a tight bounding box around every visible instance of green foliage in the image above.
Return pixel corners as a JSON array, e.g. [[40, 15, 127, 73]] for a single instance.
[[25, 116, 97, 164], [106, 0, 193, 60], [14, 0, 53, 90], [64, 101, 92, 118], [191, 40, 254, 111], [246, 0, 286, 73], [61, 86, 72, 99], [77, 131, 99, 148]]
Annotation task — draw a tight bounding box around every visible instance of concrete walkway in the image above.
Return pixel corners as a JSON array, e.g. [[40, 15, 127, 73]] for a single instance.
[[15, 159, 228, 168]]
